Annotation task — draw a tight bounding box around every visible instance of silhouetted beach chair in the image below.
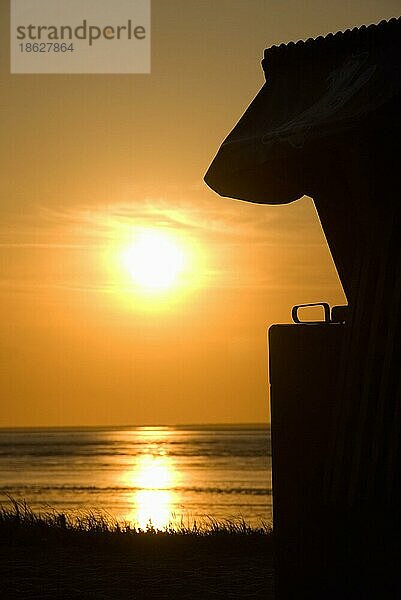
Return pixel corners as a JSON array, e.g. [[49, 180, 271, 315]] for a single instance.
[[206, 17, 401, 599]]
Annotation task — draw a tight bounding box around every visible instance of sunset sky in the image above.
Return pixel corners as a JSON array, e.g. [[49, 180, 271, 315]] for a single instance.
[[0, 0, 399, 427]]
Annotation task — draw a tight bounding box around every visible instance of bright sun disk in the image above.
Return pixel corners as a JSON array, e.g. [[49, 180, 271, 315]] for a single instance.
[[121, 230, 186, 292]]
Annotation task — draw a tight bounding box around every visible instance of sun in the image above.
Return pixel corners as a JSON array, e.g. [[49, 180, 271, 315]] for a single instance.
[[121, 229, 186, 292]]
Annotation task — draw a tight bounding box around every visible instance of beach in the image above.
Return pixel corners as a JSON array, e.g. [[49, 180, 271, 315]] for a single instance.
[[0, 425, 273, 598], [0, 512, 273, 599]]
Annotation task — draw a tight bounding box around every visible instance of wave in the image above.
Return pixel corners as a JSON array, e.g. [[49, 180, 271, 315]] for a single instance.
[[0, 484, 271, 496]]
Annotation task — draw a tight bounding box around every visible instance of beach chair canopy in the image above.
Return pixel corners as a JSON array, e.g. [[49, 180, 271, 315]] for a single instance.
[[204, 17, 401, 205]]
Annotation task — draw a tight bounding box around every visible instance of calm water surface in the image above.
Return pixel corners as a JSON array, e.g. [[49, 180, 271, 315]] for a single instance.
[[0, 425, 271, 528]]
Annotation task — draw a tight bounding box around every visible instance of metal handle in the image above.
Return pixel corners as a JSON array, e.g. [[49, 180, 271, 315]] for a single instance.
[[291, 302, 331, 324]]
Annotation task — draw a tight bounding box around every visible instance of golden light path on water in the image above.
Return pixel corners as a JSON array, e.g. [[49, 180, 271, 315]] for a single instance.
[[122, 428, 180, 529]]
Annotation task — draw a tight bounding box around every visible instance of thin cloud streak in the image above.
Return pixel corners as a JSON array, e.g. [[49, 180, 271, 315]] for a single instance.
[[0, 194, 325, 248], [0, 196, 336, 295]]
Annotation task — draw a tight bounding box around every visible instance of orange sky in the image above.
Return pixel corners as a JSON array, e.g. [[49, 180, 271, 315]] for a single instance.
[[0, 0, 399, 427]]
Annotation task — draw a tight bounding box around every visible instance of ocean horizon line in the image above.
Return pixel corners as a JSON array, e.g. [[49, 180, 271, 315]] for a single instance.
[[0, 421, 270, 431]]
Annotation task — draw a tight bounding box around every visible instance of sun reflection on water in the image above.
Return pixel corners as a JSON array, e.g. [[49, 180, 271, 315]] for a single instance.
[[136, 454, 173, 489], [135, 489, 175, 530], [123, 434, 180, 529]]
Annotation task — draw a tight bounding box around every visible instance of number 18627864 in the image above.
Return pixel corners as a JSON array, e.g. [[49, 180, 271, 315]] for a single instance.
[[19, 43, 75, 53]]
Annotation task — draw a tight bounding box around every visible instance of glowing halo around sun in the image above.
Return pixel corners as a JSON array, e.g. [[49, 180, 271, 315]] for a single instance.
[[121, 230, 186, 293], [102, 221, 206, 310]]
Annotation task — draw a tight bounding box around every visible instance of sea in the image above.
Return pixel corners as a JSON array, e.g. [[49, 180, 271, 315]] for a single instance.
[[0, 424, 271, 529]]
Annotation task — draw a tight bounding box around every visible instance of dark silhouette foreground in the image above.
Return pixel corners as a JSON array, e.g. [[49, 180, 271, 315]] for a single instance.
[[206, 17, 401, 599], [0, 503, 272, 600]]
